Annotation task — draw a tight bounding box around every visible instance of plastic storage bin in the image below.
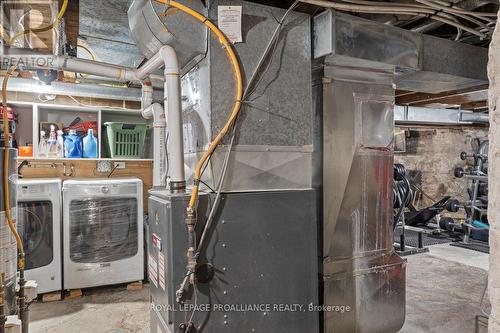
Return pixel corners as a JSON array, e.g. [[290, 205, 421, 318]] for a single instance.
[[104, 122, 147, 159]]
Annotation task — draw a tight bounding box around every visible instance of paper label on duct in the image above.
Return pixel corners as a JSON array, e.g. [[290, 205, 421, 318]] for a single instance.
[[218, 6, 243, 43], [158, 251, 166, 291], [148, 252, 158, 288]]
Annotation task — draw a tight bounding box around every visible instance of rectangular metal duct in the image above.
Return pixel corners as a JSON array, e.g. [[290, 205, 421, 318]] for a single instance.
[[314, 10, 406, 333], [395, 105, 490, 125], [314, 10, 488, 93]]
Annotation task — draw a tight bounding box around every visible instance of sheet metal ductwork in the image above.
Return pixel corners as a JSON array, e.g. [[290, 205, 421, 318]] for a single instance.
[[314, 10, 488, 94], [130, 0, 314, 192], [128, 0, 207, 69], [128, 3, 491, 332], [313, 10, 407, 333]]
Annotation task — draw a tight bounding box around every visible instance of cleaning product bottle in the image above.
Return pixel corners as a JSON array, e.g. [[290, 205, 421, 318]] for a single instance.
[[47, 125, 58, 158], [64, 129, 82, 158], [38, 130, 48, 158], [56, 130, 64, 158], [82, 128, 98, 158]]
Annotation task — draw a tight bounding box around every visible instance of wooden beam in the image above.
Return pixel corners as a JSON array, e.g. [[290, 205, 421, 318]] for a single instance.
[[60, 0, 79, 83], [62, 0, 79, 50], [460, 100, 489, 111], [396, 84, 489, 106]]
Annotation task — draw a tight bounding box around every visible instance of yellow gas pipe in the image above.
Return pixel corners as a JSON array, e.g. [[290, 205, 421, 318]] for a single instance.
[[2, 65, 24, 263], [3, 0, 68, 46], [154, 0, 244, 215], [1, 3, 68, 330]]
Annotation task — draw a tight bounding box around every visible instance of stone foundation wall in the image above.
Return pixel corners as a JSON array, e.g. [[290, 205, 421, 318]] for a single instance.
[[488, 13, 500, 332], [395, 126, 488, 220]]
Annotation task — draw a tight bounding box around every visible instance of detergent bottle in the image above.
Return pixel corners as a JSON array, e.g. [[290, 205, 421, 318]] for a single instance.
[[82, 128, 98, 158], [64, 129, 82, 158]]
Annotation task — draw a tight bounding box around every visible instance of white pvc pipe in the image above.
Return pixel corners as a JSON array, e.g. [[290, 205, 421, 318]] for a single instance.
[[62, 45, 184, 188], [3, 45, 185, 189], [141, 76, 165, 188], [142, 102, 166, 188], [50, 56, 137, 81], [158, 46, 185, 187]]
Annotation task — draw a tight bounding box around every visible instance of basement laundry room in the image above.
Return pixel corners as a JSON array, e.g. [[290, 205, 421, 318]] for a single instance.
[[0, 0, 498, 332]]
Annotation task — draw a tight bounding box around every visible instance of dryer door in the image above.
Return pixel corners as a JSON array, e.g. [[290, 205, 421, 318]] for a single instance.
[[18, 201, 54, 270], [68, 197, 138, 263]]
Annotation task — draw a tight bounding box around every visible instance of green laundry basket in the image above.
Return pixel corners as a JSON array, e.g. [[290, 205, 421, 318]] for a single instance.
[[104, 122, 147, 159]]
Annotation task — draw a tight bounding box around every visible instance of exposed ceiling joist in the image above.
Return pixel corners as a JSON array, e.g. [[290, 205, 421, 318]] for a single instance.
[[396, 85, 489, 110], [63, 0, 79, 50]]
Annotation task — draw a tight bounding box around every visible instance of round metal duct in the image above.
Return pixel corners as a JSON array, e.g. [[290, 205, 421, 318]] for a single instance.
[[127, 0, 207, 69]]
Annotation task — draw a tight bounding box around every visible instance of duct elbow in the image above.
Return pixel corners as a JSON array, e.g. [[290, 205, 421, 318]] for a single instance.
[[158, 45, 180, 75], [142, 103, 165, 127], [141, 79, 154, 110]]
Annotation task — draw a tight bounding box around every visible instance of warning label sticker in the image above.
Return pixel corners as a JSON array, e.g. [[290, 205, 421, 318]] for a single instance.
[[218, 6, 243, 43], [148, 252, 158, 288], [158, 251, 166, 291]]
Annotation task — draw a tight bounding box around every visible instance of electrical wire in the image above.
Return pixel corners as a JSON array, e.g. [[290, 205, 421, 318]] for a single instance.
[[195, 0, 301, 256], [67, 95, 141, 111], [172, 0, 303, 319], [415, 0, 493, 32], [196, 126, 237, 254], [298, 0, 490, 39]]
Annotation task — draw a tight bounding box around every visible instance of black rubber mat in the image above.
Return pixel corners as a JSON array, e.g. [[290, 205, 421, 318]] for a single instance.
[[450, 240, 490, 254], [394, 228, 453, 248]]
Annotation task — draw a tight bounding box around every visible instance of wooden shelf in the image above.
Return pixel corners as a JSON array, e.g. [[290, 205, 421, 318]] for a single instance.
[[9, 101, 150, 159], [19, 157, 154, 162]]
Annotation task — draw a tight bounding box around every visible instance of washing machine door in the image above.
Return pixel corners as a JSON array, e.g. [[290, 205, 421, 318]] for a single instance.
[[18, 201, 54, 270], [68, 197, 138, 263]]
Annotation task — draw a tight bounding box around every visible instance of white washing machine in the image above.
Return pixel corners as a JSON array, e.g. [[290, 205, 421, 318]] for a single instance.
[[17, 178, 62, 294], [62, 178, 144, 289]]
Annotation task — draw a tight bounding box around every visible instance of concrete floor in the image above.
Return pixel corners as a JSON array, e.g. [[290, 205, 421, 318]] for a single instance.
[[30, 286, 150, 333], [400, 249, 489, 333], [29, 245, 489, 333]]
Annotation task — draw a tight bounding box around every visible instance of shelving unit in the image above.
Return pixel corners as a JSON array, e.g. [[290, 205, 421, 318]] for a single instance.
[[9, 101, 151, 160]]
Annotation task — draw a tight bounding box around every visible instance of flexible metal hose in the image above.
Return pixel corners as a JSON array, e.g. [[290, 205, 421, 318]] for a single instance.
[[393, 164, 413, 229]]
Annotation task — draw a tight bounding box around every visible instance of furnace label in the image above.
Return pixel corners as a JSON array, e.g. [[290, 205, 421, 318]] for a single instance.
[[148, 252, 158, 288], [218, 6, 243, 43], [158, 251, 166, 291]]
